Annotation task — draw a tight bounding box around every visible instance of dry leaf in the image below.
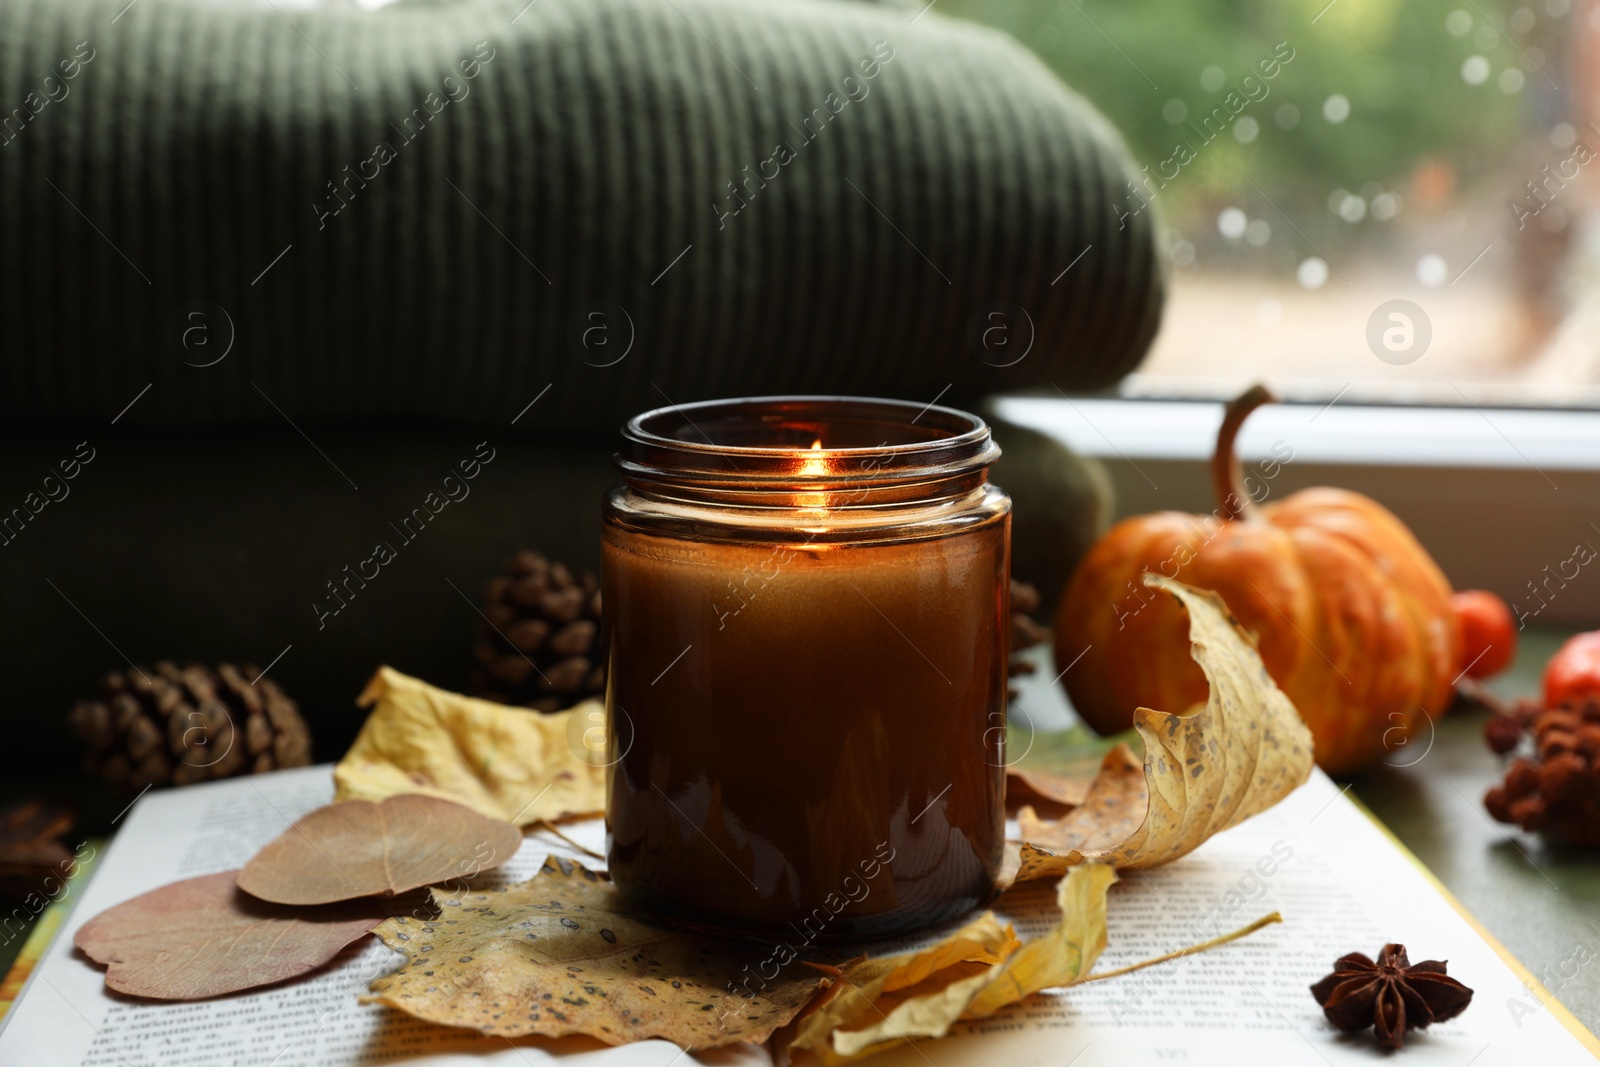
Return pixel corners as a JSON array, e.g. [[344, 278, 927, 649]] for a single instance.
[[1004, 767, 1095, 813], [0, 798, 77, 896], [1010, 744, 1146, 886], [827, 966, 995, 1063], [334, 667, 605, 826], [790, 913, 1021, 1065], [237, 794, 522, 905], [74, 871, 383, 1000], [793, 865, 1116, 1065], [1015, 576, 1313, 882], [1078, 577, 1314, 868], [364, 857, 833, 1048], [1076, 910, 1283, 987], [963, 863, 1115, 1017]]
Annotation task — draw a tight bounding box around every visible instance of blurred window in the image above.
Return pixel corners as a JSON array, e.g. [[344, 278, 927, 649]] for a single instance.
[[947, 0, 1600, 407]]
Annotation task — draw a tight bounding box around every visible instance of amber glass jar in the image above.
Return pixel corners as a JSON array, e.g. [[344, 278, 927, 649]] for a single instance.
[[602, 396, 1010, 941]]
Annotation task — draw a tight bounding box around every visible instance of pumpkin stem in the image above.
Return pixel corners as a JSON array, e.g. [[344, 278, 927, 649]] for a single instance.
[[1213, 384, 1278, 523]]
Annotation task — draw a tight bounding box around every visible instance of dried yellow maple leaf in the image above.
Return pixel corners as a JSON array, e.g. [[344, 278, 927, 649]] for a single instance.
[[1014, 577, 1313, 884], [364, 857, 833, 1048], [1009, 743, 1147, 886], [334, 667, 604, 826], [825, 967, 993, 1063], [791, 865, 1114, 1065], [963, 863, 1115, 1017], [1004, 766, 1096, 813], [789, 913, 1020, 1064]]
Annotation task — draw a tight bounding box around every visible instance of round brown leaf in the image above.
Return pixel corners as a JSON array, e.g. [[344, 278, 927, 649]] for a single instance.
[[73, 871, 383, 1000], [237, 794, 522, 905], [1010, 743, 1148, 886]]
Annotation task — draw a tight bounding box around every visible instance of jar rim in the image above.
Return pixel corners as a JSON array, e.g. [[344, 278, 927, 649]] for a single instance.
[[617, 395, 998, 486]]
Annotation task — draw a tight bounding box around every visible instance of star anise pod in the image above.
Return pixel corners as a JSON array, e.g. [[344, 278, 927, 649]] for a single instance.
[[1310, 943, 1473, 1050]]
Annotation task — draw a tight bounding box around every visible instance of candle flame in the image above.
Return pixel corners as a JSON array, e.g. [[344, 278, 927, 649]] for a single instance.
[[799, 438, 828, 477], [798, 437, 831, 512]]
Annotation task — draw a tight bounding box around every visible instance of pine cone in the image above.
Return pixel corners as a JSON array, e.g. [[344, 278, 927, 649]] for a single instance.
[[470, 550, 606, 713], [67, 662, 312, 791], [1009, 579, 1051, 699]]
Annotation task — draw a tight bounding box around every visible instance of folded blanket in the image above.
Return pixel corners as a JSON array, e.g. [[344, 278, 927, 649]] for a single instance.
[[0, 0, 1163, 430]]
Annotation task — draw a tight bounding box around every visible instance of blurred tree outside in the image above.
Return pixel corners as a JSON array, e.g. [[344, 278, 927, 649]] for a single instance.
[[944, 0, 1533, 243], [943, 0, 1595, 398]]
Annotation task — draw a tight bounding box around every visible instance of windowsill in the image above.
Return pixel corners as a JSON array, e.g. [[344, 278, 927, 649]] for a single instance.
[[993, 394, 1600, 629], [1117, 372, 1600, 415], [994, 394, 1600, 472]]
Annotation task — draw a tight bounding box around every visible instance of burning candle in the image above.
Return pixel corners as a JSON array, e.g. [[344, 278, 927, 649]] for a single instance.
[[602, 397, 1011, 940]]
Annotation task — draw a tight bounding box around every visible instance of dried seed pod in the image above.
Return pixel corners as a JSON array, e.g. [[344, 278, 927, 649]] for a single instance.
[[1540, 729, 1579, 759], [539, 656, 593, 694], [1484, 713, 1523, 755], [469, 551, 607, 713], [65, 664, 311, 793], [1485, 697, 1600, 847]]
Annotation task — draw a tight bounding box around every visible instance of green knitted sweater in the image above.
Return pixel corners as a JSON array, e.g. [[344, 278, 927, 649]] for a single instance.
[[0, 0, 1163, 430]]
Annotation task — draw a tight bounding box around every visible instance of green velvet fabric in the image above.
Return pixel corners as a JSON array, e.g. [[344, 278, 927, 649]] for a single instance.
[[0, 0, 1162, 429]]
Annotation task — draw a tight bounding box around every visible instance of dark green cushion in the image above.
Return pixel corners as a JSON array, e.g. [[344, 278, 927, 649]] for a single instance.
[[0, 0, 1163, 429], [5, 430, 621, 771], [0, 0, 1158, 776], [2, 424, 1111, 775]]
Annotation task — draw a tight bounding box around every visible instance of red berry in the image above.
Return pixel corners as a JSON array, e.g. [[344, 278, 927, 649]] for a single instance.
[[1451, 590, 1517, 679], [1545, 632, 1600, 709]]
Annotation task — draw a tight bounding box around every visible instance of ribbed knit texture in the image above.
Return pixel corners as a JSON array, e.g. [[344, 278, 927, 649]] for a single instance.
[[0, 0, 1164, 431]]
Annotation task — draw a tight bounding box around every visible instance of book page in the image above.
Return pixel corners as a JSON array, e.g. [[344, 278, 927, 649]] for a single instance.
[[0, 765, 1593, 1066], [0, 767, 737, 1067], [867, 770, 1598, 1066]]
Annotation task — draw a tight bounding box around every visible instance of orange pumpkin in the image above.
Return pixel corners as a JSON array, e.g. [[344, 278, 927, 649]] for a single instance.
[[1054, 385, 1461, 775]]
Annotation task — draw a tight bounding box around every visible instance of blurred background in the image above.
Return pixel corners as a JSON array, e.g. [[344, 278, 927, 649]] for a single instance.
[[954, 0, 1600, 406]]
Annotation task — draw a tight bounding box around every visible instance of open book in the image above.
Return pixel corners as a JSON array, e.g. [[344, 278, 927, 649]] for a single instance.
[[0, 764, 1594, 1065]]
